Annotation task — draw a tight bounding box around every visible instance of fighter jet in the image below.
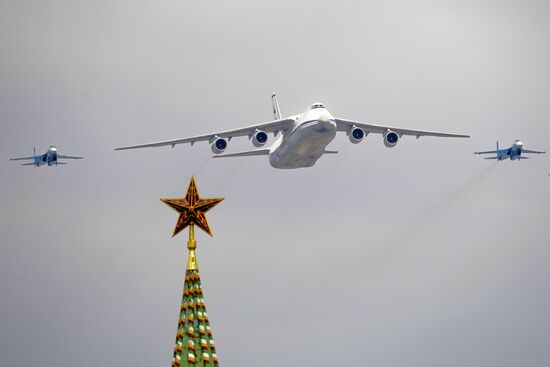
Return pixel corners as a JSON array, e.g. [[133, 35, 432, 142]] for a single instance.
[[474, 140, 545, 161], [116, 93, 469, 169], [10, 146, 83, 166]]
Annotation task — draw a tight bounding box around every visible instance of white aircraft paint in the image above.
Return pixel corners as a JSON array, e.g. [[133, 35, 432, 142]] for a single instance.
[[116, 94, 470, 169]]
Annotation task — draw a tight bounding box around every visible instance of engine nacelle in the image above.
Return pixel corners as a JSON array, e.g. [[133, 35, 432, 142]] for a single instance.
[[211, 137, 228, 154], [251, 129, 269, 147], [383, 130, 400, 148], [348, 126, 366, 144]]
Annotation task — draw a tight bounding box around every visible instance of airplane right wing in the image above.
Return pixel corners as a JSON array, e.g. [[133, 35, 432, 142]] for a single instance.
[[10, 156, 35, 161], [115, 118, 295, 151]]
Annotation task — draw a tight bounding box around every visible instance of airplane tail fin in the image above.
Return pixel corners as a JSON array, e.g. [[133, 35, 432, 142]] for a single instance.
[[496, 141, 499, 150], [271, 93, 281, 120], [33, 147, 36, 160]]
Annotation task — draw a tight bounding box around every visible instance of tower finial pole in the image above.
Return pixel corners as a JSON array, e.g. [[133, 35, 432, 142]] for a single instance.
[[187, 224, 198, 270], [188, 223, 196, 249]]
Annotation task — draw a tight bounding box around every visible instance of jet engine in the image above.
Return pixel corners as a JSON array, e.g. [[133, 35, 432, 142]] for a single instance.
[[251, 129, 269, 147], [348, 126, 366, 144], [211, 137, 228, 154], [383, 130, 400, 148]]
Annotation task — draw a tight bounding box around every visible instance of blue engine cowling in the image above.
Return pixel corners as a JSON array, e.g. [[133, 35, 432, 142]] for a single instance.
[[349, 126, 365, 144], [383, 130, 399, 148], [252, 130, 269, 147], [211, 138, 228, 154]]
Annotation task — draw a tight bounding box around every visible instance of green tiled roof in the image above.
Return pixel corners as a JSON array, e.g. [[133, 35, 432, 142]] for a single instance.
[[171, 266, 219, 367]]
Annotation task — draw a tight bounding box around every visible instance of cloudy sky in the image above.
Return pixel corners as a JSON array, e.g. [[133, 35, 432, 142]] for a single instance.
[[1, 0, 549, 366]]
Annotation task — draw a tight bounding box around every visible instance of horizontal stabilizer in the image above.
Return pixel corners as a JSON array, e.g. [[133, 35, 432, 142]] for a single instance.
[[212, 148, 270, 158], [484, 157, 498, 159], [21, 163, 35, 166], [518, 157, 530, 160], [324, 150, 338, 154]]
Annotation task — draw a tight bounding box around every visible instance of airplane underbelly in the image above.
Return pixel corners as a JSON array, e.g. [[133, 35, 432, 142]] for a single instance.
[[269, 121, 336, 169]]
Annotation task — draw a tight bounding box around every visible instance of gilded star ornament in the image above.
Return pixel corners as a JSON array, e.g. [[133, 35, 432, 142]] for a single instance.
[[161, 177, 224, 237]]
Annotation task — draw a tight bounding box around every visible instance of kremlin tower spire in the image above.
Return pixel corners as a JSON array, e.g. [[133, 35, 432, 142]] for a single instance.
[[161, 177, 224, 367]]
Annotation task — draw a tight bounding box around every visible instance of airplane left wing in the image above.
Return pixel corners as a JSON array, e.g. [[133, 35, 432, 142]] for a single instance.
[[115, 118, 295, 151], [57, 154, 83, 159], [522, 149, 546, 154], [335, 118, 470, 138], [474, 150, 499, 155]]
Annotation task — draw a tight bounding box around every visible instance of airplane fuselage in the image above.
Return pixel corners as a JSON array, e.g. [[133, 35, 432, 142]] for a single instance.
[[33, 147, 58, 166], [268, 107, 337, 169], [498, 141, 523, 161]]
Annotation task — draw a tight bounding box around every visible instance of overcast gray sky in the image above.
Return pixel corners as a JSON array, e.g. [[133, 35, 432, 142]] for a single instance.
[[1, 1, 549, 366]]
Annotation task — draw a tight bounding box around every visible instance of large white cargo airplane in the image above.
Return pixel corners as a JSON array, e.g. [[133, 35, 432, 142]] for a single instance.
[[474, 140, 545, 161], [10, 146, 83, 166], [116, 94, 470, 169]]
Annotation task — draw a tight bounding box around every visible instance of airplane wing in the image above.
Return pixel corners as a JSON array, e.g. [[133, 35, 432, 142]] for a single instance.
[[57, 154, 83, 159], [10, 156, 35, 161], [335, 118, 470, 138], [522, 149, 546, 154], [115, 118, 295, 151], [474, 150, 499, 155]]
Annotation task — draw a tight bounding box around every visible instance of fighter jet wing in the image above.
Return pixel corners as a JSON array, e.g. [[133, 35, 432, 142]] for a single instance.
[[522, 149, 546, 154], [335, 118, 470, 138], [474, 150, 499, 155], [115, 118, 295, 151], [10, 156, 35, 161], [57, 154, 83, 159]]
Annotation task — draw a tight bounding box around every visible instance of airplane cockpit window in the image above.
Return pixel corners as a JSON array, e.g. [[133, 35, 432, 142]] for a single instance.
[[310, 103, 325, 110]]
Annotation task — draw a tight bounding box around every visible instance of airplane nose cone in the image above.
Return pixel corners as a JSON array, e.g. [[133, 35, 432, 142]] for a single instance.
[[312, 115, 335, 133], [318, 115, 330, 123]]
